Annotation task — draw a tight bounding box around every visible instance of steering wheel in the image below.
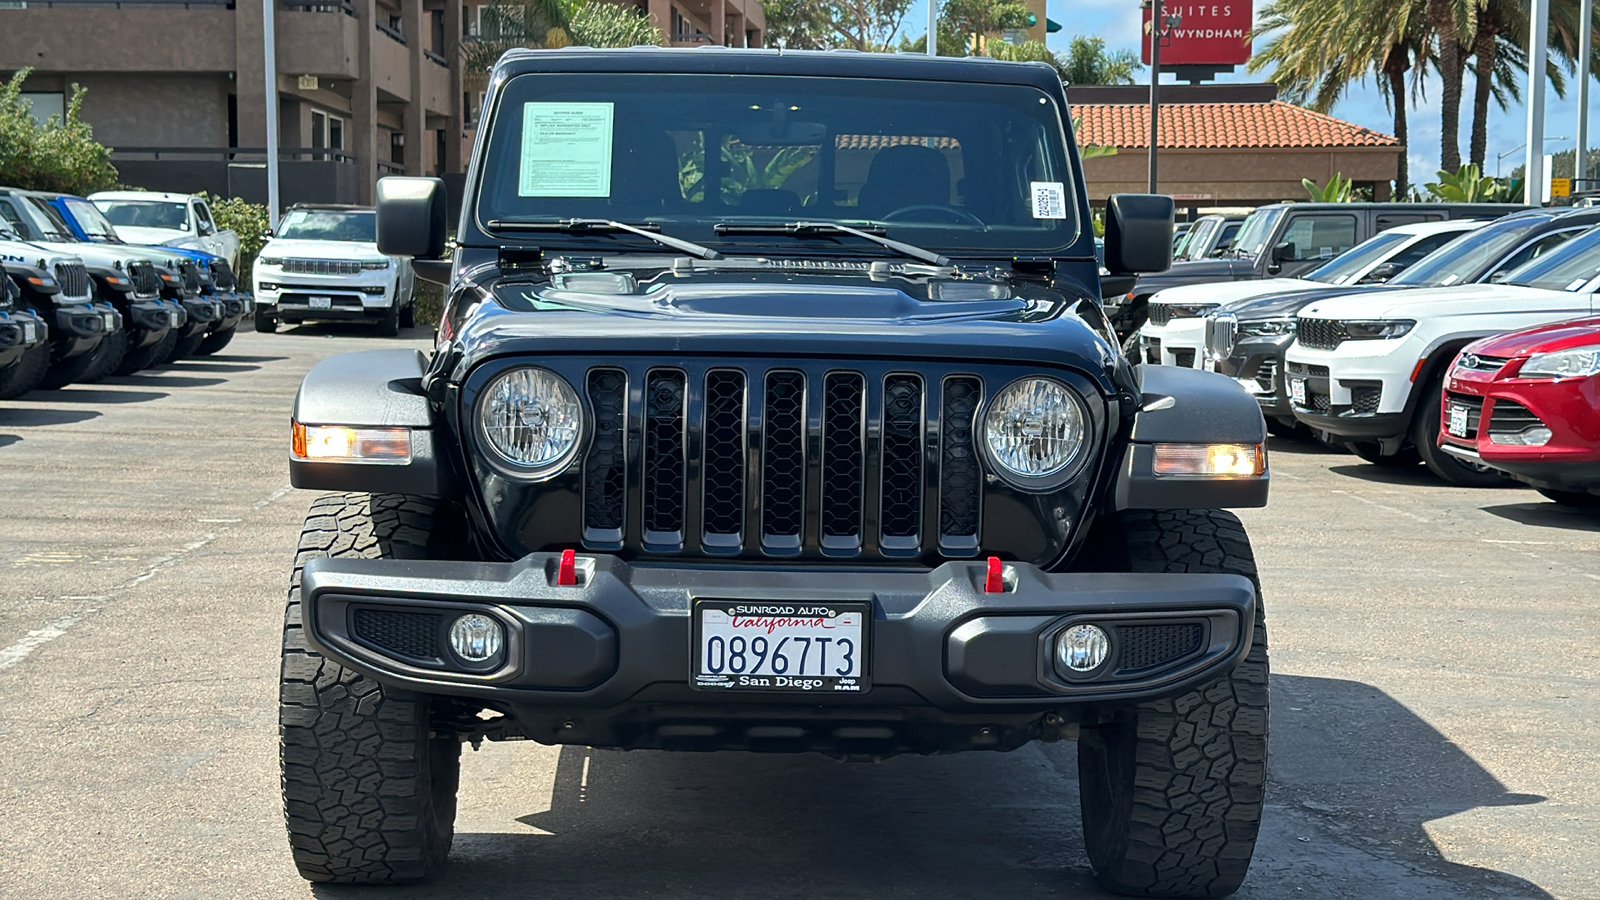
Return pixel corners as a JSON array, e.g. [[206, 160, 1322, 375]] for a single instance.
[[882, 205, 987, 227]]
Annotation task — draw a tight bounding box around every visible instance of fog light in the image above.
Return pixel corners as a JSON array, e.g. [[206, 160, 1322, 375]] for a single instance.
[[1056, 624, 1109, 673], [449, 614, 503, 662], [1489, 427, 1553, 446]]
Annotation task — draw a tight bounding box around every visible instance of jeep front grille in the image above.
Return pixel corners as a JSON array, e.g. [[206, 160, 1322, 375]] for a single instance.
[[281, 258, 364, 276], [128, 261, 161, 297], [54, 261, 91, 300], [577, 362, 996, 560], [1296, 317, 1348, 351], [179, 260, 201, 293]]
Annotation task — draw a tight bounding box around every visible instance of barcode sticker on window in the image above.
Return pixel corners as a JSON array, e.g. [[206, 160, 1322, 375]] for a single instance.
[[1031, 182, 1067, 219]]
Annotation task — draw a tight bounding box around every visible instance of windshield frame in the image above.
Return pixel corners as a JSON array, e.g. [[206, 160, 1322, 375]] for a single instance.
[[1228, 207, 1285, 258], [1386, 216, 1546, 287], [61, 197, 123, 242], [467, 71, 1085, 260]]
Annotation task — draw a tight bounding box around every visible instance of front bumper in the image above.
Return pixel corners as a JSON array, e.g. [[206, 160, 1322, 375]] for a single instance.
[[52, 302, 117, 358], [256, 272, 397, 320], [1137, 317, 1207, 368], [125, 297, 178, 347], [1440, 366, 1600, 494], [0, 309, 47, 366], [1285, 340, 1420, 442], [302, 554, 1256, 754], [1217, 334, 1295, 420], [177, 296, 223, 338]]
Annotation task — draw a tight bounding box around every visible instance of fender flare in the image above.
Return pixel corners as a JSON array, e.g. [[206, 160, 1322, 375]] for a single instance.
[[1113, 364, 1270, 510]]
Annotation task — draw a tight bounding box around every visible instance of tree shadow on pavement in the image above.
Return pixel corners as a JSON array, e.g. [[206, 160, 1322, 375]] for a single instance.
[[1481, 502, 1600, 533], [25, 387, 169, 405], [103, 374, 226, 389], [311, 675, 1552, 900]]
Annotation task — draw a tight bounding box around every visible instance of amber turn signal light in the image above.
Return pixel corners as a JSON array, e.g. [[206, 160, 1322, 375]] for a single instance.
[[1151, 443, 1266, 477], [291, 421, 413, 464]]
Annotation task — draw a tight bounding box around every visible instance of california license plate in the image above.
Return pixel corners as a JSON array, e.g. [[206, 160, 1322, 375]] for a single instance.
[[309, 295, 332, 309], [169, 311, 181, 328], [1289, 377, 1307, 406], [21, 322, 36, 343], [692, 600, 869, 693], [1448, 404, 1469, 437], [102, 312, 116, 330]]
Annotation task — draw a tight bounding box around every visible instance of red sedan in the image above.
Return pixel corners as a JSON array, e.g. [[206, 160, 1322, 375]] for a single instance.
[[1439, 317, 1600, 507]]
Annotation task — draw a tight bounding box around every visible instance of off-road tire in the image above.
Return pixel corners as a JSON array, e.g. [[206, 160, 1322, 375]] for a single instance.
[[196, 325, 236, 356], [1079, 509, 1270, 899], [1537, 488, 1600, 508], [400, 299, 416, 330], [0, 343, 50, 399], [255, 307, 277, 334], [280, 492, 462, 884], [78, 328, 128, 384], [40, 331, 120, 390], [170, 330, 208, 361], [117, 329, 176, 375], [1411, 384, 1511, 487], [376, 303, 401, 337], [1345, 441, 1421, 468]]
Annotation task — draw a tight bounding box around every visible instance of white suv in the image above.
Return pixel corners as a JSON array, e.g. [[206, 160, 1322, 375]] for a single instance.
[[1285, 225, 1600, 484], [1138, 219, 1484, 369], [252, 205, 415, 336]]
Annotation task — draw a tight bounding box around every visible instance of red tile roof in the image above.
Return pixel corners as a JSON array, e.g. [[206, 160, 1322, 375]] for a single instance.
[[1074, 101, 1400, 150]]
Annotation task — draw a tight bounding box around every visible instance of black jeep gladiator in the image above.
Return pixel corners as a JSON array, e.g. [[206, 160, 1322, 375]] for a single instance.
[[282, 48, 1272, 898]]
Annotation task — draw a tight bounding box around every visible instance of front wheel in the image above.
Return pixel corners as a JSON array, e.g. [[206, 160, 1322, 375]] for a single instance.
[[1079, 510, 1269, 898], [255, 307, 277, 334], [1345, 441, 1421, 468], [170, 330, 207, 361], [197, 325, 236, 356], [376, 303, 401, 337], [280, 493, 461, 884], [1411, 385, 1512, 487], [0, 343, 50, 399]]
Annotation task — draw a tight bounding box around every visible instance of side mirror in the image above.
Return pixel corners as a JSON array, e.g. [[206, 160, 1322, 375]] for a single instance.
[[1487, 270, 1511, 284], [260, 229, 274, 240], [1360, 262, 1400, 284], [376, 176, 448, 258], [1271, 241, 1295, 263], [1103, 193, 1175, 275]]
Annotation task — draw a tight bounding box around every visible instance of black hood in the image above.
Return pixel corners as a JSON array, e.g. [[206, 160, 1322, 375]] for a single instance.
[[1133, 257, 1253, 295], [452, 268, 1121, 393], [1222, 283, 1411, 320]]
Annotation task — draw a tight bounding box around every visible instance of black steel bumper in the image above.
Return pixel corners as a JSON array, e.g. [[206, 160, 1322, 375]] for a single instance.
[[52, 302, 115, 358], [126, 298, 178, 347], [210, 292, 249, 331], [0, 309, 46, 366], [302, 554, 1256, 754], [177, 296, 222, 338]]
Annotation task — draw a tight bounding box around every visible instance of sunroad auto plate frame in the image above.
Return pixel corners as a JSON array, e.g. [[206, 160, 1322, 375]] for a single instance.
[[690, 599, 871, 694]]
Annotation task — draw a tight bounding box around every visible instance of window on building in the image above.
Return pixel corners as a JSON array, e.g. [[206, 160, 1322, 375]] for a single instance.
[[311, 109, 346, 160], [19, 92, 64, 127]]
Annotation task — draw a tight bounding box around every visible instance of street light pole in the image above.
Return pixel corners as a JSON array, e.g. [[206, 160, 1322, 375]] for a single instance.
[[263, 0, 280, 229], [1526, 0, 1550, 205], [1578, 0, 1592, 188], [927, 0, 937, 55], [1148, 0, 1162, 194]]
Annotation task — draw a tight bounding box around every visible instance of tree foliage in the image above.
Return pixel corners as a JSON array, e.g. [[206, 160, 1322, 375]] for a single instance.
[[462, 0, 663, 84], [198, 192, 270, 283], [939, 0, 1030, 53], [0, 69, 118, 196], [1424, 163, 1519, 201], [1302, 173, 1354, 201], [763, 0, 913, 50], [1060, 36, 1142, 84]]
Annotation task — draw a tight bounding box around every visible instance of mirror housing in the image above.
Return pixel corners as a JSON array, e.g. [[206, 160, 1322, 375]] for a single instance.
[[1103, 194, 1175, 275], [1271, 241, 1295, 263], [376, 176, 448, 259]]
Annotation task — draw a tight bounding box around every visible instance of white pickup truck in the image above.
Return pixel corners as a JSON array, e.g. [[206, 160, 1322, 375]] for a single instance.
[[88, 191, 240, 270]]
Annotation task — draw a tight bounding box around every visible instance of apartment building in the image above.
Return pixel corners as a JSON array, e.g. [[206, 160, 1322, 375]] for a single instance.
[[3, 0, 763, 211]]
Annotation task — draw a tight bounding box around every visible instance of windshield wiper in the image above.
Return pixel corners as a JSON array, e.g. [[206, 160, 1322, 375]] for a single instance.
[[486, 218, 720, 260], [714, 221, 950, 266]]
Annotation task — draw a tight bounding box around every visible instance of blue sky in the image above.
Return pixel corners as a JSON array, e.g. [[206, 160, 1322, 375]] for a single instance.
[[897, 0, 1595, 185]]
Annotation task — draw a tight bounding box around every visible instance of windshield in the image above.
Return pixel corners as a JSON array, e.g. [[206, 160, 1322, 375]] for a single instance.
[[1178, 218, 1219, 259], [63, 197, 121, 241], [1305, 231, 1410, 284], [277, 209, 376, 242], [1503, 226, 1600, 291], [1229, 208, 1285, 257], [96, 200, 189, 231], [1388, 216, 1547, 286], [475, 73, 1079, 256], [21, 196, 74, 240]]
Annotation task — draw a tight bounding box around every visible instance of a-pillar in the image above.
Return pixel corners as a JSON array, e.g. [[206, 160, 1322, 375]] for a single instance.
[[402, 0, 425, 175], [351, 0, 380, 203]]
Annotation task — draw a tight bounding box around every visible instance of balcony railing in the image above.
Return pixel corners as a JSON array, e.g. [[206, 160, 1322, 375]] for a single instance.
[[282, 0, 353, 15], [377, 18, 405, 43], [13, 0, 235, 6], [111, 146, 357, 164], [377, 160, 406, 175], [424, 48, 448, 66]]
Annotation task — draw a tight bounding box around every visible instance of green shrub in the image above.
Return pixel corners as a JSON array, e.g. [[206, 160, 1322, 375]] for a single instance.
[[198, 193, 269, 282], [0, 69, 118, 195]]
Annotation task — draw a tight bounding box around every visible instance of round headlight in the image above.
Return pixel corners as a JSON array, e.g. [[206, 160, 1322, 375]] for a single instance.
[[479, 367, 583, 475], [983, 377, 1088, 485]]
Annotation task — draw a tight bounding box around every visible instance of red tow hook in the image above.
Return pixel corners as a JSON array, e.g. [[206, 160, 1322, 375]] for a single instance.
[[984, 556, 1005, 593], [557, 548, 578, 586]]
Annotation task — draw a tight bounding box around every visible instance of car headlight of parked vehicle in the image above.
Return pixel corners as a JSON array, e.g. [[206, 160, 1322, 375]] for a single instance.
[[982, 376, 1089, 487], [1341, 319, 1416, 340], [1160, 302, 1220, 320], [360, 259, 391, 270], [478, 366, 584, 477], [259, 257, 283, 267], [1239, 318, 1295, 336], [1519, 346, 1600, 378]]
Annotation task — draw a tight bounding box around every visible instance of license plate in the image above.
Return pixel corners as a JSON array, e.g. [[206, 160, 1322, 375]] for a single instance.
[[1448, 404, 1469, 437], [309, 295, 332, 309], [169, 311, 180, 328], [21, 322, 36, 343], [692, 600, 869, 693], [102, 312, 116, 330], [1289, 377, 1307, 405]]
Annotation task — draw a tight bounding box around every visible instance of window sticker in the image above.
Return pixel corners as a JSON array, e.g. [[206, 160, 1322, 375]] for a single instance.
[[518, 102, 615, 197], [1440, 273, 1460, 285], [1565, 278, 1589, 292], [1030, 182, 1066, 219]]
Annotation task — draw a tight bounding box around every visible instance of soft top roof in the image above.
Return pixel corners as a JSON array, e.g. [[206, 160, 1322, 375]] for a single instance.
[[491, 47, 1065, 93]]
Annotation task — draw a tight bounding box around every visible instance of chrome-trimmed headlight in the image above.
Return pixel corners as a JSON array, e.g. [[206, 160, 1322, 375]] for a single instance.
[[477, 366, 584, 478], [981, 377, 1090, 489]]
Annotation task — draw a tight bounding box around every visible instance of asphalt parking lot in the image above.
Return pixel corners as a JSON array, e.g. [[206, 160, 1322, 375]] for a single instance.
[[0, 326, 1596, 900]]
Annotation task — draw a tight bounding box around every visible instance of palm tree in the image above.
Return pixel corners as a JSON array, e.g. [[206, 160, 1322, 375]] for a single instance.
[[1426, 0, 1475, 172], [1250, 0, 1430, 195], [462, 0, 663, 89]]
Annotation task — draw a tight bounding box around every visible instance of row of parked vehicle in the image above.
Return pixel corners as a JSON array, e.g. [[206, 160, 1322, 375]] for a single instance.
[[0, 189, 250, 398], [1129, 202, 1600, 509]]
